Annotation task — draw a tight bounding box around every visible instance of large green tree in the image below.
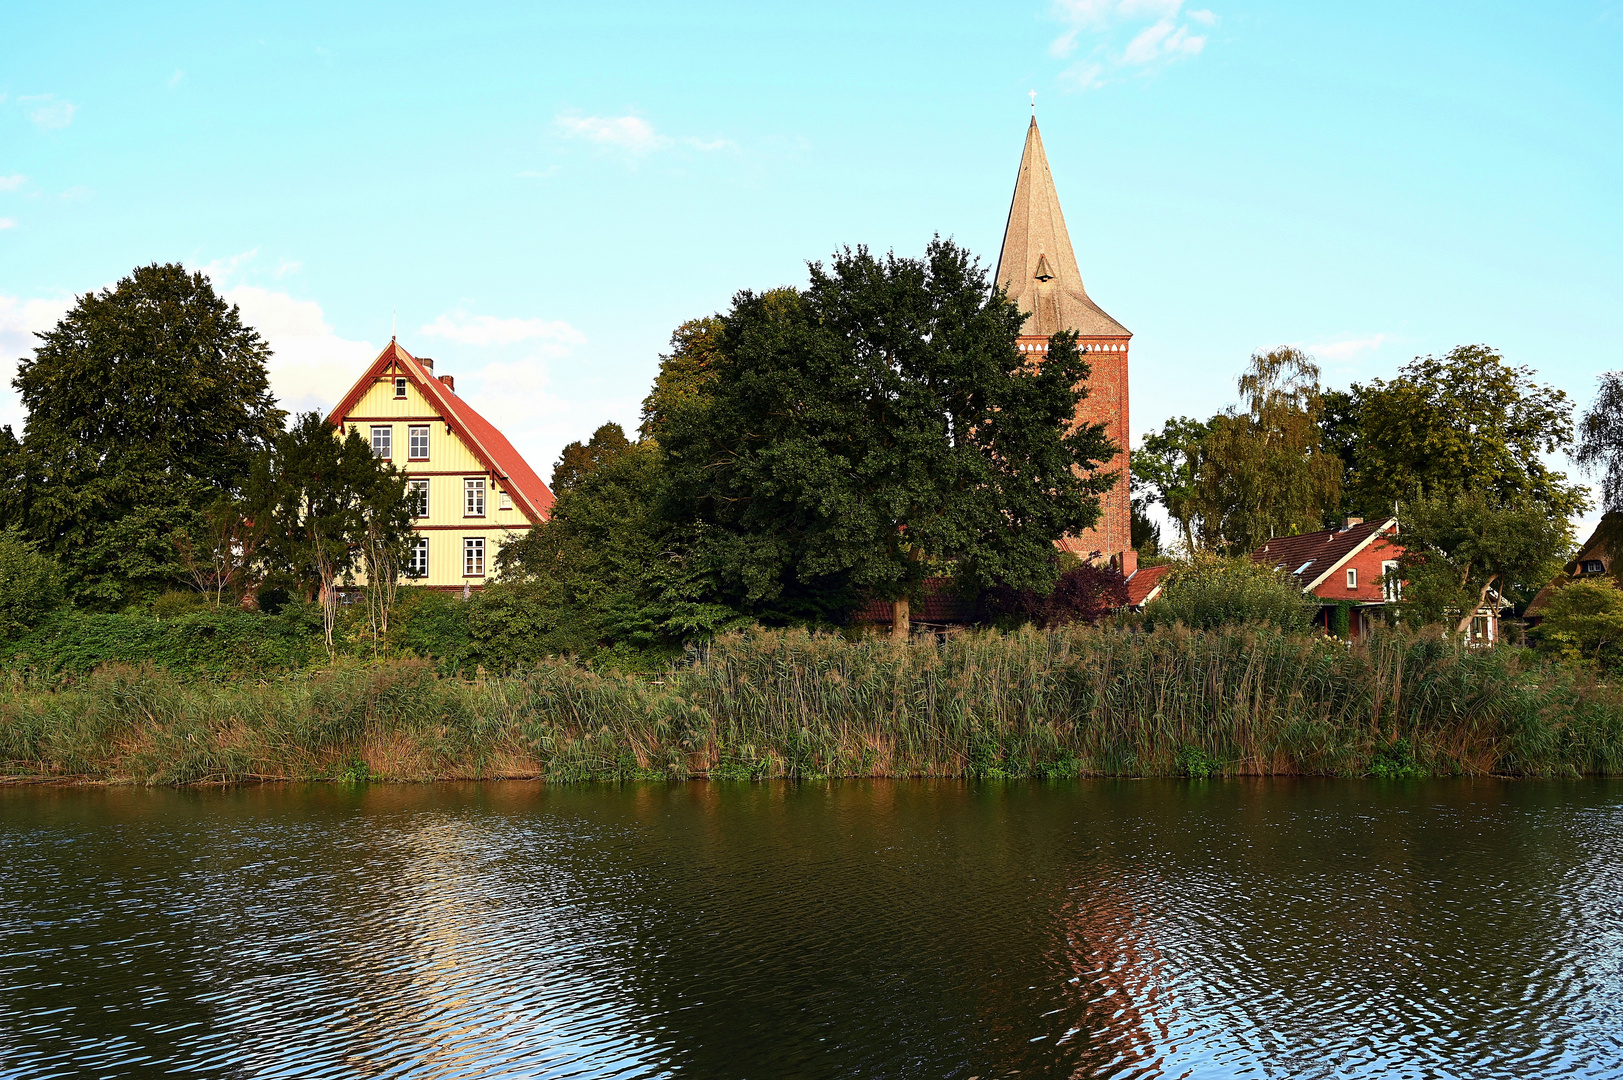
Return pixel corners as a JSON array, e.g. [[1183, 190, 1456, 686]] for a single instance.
[[1341, 345, 1584, 518], [661, 239, 1117, 638], [4, 263, 283, 606], [639, 317, 725, 441], [1132, 416, 1214, 554], [1184, 348, 1343, 555]]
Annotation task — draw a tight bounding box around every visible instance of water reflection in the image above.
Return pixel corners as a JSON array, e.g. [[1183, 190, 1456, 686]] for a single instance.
[[2, 779, 1620, 1078]]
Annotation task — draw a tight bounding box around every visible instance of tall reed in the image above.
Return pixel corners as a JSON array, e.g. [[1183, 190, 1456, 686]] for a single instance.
[[1, 626, 1618, 784]]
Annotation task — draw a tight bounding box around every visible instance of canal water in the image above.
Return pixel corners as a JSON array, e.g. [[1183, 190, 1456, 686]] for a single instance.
[[2, 779, 1620, 1078]]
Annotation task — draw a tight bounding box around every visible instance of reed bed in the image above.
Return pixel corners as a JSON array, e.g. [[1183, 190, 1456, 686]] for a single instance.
[[1, 625, 1619, 784]]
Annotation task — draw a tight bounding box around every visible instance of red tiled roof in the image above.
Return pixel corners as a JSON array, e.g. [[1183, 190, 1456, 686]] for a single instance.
[[327, 341, 555, 523], [1125, 562, 1173, 607], [1250, 518, 1397, 590], [853, 578, 977, 625]]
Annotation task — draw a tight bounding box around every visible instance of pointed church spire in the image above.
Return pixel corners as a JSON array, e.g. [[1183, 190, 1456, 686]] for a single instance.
[[993, 118, 1129, 339]]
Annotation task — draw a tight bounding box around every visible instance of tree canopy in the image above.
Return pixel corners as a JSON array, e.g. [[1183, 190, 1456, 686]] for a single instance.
[[3, 263, 283, 605], [660, 238, 1117, 636]]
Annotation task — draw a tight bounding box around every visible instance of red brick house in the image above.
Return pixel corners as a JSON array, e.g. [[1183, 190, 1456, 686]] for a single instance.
[[1251, 518, 1407, 640]]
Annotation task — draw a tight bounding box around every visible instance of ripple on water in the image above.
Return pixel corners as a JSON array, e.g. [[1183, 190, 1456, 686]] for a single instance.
[[2, 779, 1622, 1079]]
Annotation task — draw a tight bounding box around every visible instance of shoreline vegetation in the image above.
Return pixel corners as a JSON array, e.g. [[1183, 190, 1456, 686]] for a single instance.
[[3, 626, 1620, 786]]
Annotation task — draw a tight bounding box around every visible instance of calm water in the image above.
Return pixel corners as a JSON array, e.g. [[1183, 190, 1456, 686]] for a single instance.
[[2, 780, 1621, 1079]]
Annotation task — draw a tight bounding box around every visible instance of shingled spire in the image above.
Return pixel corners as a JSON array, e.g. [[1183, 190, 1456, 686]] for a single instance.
[[994, 117, 1129, 338]]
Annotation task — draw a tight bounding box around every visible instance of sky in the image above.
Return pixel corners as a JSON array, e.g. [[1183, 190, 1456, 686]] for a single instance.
[[2, 0, 1620, 535]]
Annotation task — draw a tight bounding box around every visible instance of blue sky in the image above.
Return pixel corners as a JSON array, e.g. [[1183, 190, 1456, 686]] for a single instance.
[[3, 0, 1620, 532]]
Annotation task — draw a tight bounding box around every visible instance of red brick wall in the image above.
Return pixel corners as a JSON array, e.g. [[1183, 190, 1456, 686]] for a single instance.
[[1027, 334, 1130, 560], [1310, 533, 1401, 604]]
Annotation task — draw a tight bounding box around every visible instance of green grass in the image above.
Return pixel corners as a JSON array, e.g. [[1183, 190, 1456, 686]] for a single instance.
[[2, 624, 1620, 784]]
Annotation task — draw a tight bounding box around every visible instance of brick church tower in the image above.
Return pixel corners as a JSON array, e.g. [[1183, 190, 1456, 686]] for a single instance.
[[994, 117, 1132, 565]]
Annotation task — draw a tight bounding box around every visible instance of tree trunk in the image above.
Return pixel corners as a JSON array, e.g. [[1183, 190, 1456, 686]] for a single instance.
[[891, 596, 910, 642], [1455, 573, 1500, 639]]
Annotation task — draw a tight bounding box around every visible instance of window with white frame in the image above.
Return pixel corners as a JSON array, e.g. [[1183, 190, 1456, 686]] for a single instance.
[[407, 479, 429, 517], [1346, 568, 1357, 590], [464, 537, 485, 576], [370, 425, 392, 459], [394, 377, 408, 398], [407, 537, 429, 578], [1382, 560, 1401, 601], [499, 491, 512, 511], [464, 478, 486, 516], [1582, 559, 1605, 575], [408, 425, 430, 460]]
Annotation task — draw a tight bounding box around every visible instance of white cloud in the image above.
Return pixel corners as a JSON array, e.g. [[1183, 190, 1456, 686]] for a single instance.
[[20, 94, 77, 130], [273, 258, 302, 279], [225, 285, 377, 416], [419, 310, 585, 349], [1303, 333, 1391, 361], [555, 113, 732, 155], [1049, 0, 1215, 89], [0, 219, 14, 231], [0, 175, 24, 192], [0, 292, 76, 431]]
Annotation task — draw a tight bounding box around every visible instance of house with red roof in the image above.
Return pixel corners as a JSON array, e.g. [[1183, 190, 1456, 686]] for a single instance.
[[327, 340, 554, 591], [1249, 518, 1407, 639]]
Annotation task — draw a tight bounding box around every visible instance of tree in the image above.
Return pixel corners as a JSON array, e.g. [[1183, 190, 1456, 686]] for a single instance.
[[639, 317, 726, 440], [172, 495, 267, 606], [661, 239, 1117, 639], [978, 562, 1128, 629], [253, 412, 412, 653], [1184, 348, 1342, 554], [0, 528, 65, 639], [1533, 579, 1623, 666], [551, 422, 634, 494], [1342, 345, 1584, 519], [1390, 491, 1570, 634], [1132, 416, 1214, 553], [1573, 374, 1623, 577], [6, 263, 283, 606]]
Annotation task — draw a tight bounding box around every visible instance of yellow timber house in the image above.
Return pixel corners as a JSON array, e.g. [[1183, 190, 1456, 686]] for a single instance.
[[327, 339, 554, 591]]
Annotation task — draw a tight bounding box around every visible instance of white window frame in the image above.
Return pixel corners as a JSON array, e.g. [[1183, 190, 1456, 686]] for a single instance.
[[463, 537, 485, 577], [393, 377, 408, 399], [1382, 560, 1401, 601], [1346, 568, 1357, 590], [408, 537, 429, 578], [464, 477, 486, 517], [408, 425, 430, 460], [407, 479, 429, 518], [370, 425, 392, 459], [499, 491, 512, 511]]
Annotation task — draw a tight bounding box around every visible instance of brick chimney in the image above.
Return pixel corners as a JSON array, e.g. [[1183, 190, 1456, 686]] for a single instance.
[[439, 374, 455, 392], [418, 356, 434, 372], [1115, 549, 1138, 578]]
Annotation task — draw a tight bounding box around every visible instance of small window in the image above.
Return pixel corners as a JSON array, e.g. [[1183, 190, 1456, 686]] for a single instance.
[[464, 478, 486, 517], [394, 377, 408, 399], [407, 479, 429, 517], [1582, 559, 1605, 575], [1346, 568, 1357, 590], [370, 425, 392, 459], [499, 491, 512, 511], [408, 425, 430, 460], [464, 537, 485, 576], [407, 537, 429, 578]]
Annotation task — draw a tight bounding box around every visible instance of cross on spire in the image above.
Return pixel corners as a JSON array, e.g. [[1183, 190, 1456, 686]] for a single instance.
[[1029, 90, 1037, 115]]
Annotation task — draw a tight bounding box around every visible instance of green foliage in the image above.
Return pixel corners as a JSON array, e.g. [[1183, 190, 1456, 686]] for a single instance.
[[4, 263, 284, 606], [1575, 372, 1623, 515], [5, 626, 1623, 784], [0, 529, 65, 638], [1533, 579, 1623, 666], [1143, 557, 1317, 632], [1341, 345, 1585, 519], [2, 606, 322, 679], [662, 239, 1116, 628], [1133, 416, 1216, 553], [639, 316, 726, 440], [389, 588, 472, 671], [150, 590, 206, 619], [1185, 348, 1343, 554], [1392, 491, 1571, 630], [551, 422, 634, 494]]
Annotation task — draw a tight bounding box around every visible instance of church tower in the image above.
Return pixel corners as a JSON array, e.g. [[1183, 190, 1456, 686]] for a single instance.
[[994, 116, 1132, 565]]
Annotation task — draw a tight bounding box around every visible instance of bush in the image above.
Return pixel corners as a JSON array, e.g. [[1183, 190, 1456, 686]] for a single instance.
[[1144, 556, 1316, 632], [2, 606, 322, 678], [0, 529, 66, 639], [389, 587, 473, 672], [1533, 578, 1623, 667], [151, 590, 207, 619], [979, 563, 1129, 629]]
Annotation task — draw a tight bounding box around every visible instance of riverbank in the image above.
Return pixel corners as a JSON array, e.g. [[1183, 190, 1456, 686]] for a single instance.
[[2, 626, 1620, 784]]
